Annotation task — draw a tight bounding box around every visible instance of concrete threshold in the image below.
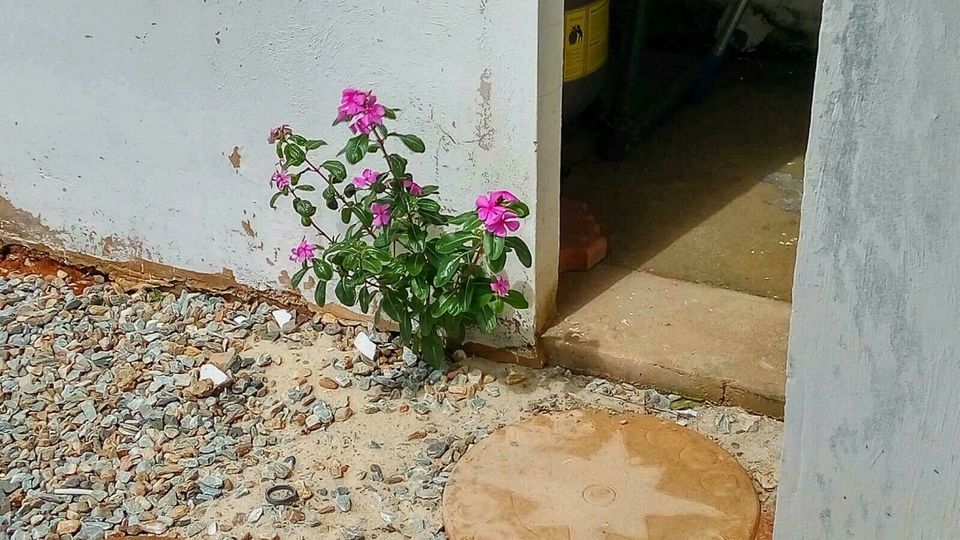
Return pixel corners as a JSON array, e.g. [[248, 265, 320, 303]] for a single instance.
[[543, 263, 789, 417]]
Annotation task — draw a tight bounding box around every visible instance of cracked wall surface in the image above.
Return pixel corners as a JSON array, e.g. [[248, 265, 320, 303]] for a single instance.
[[0, 1, 560, 347]]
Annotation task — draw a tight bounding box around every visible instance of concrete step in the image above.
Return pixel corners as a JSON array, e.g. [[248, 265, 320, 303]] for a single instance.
[[543, 264, 789, 417]]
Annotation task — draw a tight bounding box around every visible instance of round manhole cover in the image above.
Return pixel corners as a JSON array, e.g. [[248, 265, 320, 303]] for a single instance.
[[442, 409, 759, 539]]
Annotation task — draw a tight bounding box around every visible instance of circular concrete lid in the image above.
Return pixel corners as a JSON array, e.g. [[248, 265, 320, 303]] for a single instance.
[[443, 409, 759, 540]]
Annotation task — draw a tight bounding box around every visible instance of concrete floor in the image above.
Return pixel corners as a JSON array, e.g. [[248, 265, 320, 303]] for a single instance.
[[564, 58, 811, 301], [550, 58, 813, 415]]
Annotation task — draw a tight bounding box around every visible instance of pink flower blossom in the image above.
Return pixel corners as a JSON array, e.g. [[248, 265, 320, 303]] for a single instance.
[[475, 193, 507, 223], [484, 210, 520, 237], [490, 274, 510, 297], [271, 168, 292, 190], [353, 168, 379, 189], [337, 88, 368, 121], [267, 124, 292, 143], [403, 179, 423, 196], [336, 88, 387, 135], [370, 202, 392, 228], [490, 190, 518, 204], [289, 237, 318, 263], [475, 189, 521, 224], [350, 103, 386, 135]]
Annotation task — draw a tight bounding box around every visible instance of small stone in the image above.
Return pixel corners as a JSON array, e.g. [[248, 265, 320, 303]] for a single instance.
[[140, 520, 169, 535], [426, 441, 448, 459], [318, 376, 339, 390], [335, 493, 352, 512], [56, 519, 81, 534], [504, 370, 527, 385], [248, 506, 263, 523], [354, 332, 377, 361]]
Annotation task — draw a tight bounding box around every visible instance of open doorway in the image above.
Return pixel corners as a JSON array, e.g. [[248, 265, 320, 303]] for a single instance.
[[545, 0, 821, 418]]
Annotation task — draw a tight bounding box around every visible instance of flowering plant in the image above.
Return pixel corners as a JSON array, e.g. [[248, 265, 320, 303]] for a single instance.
[[268, 89, 531, 366]]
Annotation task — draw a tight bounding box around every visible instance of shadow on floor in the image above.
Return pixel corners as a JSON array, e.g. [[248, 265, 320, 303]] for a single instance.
[[561, 57, 813, 316]]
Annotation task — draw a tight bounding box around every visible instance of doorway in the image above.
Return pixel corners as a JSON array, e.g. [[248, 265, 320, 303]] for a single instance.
[[544, 0, 822, 417]]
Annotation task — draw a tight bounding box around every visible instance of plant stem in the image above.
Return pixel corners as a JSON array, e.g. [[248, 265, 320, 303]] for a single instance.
[[291, 192, 335, 244], [302, 157, 377, 236]]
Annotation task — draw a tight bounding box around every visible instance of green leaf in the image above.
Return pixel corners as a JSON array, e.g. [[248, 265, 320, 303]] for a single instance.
[[383, 107, 397, 120], [335, 280, 357, 306], [508, 201, 530, 218], [358, 287, 372, 313], [345, 134, 369, 165], [502, 290, 528, 309], [398, 133, 425, 153], [433, 253, 463, 287], [312, 259, 333, 280], [293, 198, 316, 218], [295, 184, 315, 192], [417, 199, 441, 213], [381, 290, 403, 321], [291, 266, 308, 289], [505, 237, 532, 267], [488, 252, 506, 273], [304, 139, 326, 151], [372, 232, 390, 249], [411, 277, 428, 301], [386, 154, 407, 179], [269, 192, 283, 209], [436, 231, 474, 254], [321, 160, 347, 181], [421, 333, 445, 368], [284, 144, 306, 167], [300, 215, 312, 227], [476, 305, 496, 333], [408, 226, 427, 252], [431, 294, 458, 318], [290, 134, 307, 146], [361, 253, 383, 273], [483, 233, 505, 263], [325, 197, 338, 210], [275, 141, 284, 159], [406, 256, 425, 277], [420, 185, 440, 196], [314, 280, 327, 306], [399, 312, 413, 343]]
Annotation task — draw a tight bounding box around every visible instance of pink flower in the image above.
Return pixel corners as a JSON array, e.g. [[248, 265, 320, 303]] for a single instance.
[[289, 237, 318, 263], [490, 274, 510, 297], [475, 193, 507, 223], [350, 103, 386, 135], [490, 190, 518, 204], [267, 124, 292, 143], [336, 88, 387, 135], [484, 210, 520, 237], [475, 189, 521, 224], [271, 168, 292, 190], [353, 168, 379, 189], [370, 202, 392, 228], [337, 88, 368, 121], [403, 179, 423, 196]]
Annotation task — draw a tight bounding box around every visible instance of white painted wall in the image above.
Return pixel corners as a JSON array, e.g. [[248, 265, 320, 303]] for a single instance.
[[777, 0, 960, 536], [0, 1, 561, 345]]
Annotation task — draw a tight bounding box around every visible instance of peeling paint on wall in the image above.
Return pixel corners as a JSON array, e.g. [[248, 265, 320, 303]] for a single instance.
[[475, 69, 495, 151], [228, 146, 242, 171], [0, 194, 63, 248]]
